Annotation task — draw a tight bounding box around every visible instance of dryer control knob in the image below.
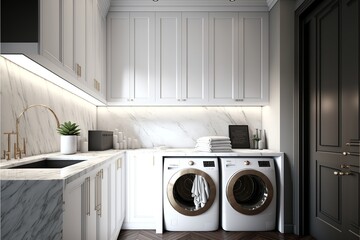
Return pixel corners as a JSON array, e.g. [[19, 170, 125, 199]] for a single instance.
[[188, 161, 194, 166], [244, 160, 250, 166]]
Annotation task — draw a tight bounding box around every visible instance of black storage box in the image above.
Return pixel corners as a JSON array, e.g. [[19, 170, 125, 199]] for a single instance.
[[88, 130, 113, 151]]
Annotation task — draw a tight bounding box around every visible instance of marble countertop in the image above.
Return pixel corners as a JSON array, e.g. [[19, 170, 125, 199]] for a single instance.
[[0, 150, 125, 181], [0, 148, 283, 181]]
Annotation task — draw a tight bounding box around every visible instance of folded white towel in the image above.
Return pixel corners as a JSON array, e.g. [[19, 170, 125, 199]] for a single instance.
[[196, 143, 232, 148], [195, 147, 233, 152], [197, 136, 230, 143]]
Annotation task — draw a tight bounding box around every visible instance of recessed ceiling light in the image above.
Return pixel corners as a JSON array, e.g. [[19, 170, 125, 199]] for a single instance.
[[229, 0, 236, 2], [153, 0, 158, 2]]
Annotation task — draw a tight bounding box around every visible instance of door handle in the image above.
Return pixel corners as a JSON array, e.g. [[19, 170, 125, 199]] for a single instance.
[[334, 171, 352, 176]]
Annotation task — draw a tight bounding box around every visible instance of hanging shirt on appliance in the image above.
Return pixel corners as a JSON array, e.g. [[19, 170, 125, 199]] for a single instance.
[[191, 175, 210, 210]]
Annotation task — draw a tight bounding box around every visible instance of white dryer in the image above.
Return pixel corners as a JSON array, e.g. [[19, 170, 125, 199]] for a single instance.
[[163, 157, 219, 231], [220, 158, 277, 231]]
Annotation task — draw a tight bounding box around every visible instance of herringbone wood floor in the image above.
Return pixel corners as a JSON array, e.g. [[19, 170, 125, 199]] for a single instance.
[[117, 230, 315, 240]]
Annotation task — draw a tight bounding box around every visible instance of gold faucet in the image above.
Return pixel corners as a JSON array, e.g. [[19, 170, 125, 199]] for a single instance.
[[3, 132, 15, 160], [15, 104, 60, 159]]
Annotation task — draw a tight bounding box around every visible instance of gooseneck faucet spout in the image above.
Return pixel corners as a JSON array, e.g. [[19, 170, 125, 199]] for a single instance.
[[15, 104, 60, 159]]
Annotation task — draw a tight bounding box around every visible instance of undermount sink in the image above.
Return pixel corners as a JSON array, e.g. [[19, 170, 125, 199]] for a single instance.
[[10, 159, 85, 169]]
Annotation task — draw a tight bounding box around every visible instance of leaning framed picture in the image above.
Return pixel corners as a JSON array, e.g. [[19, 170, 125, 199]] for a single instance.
[[229, 125, 250, 149]]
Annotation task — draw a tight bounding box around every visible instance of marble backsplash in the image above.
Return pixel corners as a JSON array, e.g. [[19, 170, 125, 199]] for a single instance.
[[1, 56, 263, 157], [0, 56, 97, 159], [97, 107, 262, 148]]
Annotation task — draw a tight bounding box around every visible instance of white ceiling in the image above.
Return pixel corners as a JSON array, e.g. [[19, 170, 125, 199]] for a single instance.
[[110, 0, 278, 11]]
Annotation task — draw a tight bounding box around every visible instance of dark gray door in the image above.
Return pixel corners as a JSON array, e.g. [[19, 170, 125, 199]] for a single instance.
[[304, 0, 359, 239]]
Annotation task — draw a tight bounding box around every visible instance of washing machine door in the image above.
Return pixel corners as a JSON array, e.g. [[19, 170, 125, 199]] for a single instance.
[[167, 168, 216, 216], [226, 170, 273, 215]]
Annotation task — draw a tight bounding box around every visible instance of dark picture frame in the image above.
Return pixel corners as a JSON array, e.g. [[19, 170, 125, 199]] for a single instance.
[[229, 125, 250, 149]]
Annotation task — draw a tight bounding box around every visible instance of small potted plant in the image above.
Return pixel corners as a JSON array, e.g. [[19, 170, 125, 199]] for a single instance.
[[58, 121, 81, 154]]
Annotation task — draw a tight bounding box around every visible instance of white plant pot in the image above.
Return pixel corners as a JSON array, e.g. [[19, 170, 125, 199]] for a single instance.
[[60, 135, 78, 154]]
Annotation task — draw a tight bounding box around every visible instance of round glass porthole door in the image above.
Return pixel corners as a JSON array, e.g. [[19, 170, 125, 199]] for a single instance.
[[167, 169, 216, 216], [226, 170, 273, 215]]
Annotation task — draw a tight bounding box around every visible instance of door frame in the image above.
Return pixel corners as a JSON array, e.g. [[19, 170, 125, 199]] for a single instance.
[[294, 0, 324, 235]]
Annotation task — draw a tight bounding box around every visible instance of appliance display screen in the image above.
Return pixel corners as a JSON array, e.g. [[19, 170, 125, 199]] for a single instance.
[[258, 161, 270, 167], [203, 161, 215, 167]]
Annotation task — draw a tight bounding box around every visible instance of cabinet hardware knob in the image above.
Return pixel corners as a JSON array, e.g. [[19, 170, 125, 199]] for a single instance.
[[343, 152, 350, 156], [334, 171, 344, 176], [340, 164, 350, 169]]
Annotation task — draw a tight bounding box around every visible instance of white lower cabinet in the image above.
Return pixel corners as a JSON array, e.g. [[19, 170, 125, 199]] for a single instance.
[[123, 151, 156, 229], [63, 155, 125, 240], [109, 156, 126, 240]]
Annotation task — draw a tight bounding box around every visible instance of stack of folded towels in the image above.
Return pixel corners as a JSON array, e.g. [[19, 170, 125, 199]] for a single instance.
[[195, 136, 232, 152]]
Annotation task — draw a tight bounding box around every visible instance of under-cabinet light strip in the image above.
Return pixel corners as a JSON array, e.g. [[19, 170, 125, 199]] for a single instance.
[[2, 54, 105, 106]]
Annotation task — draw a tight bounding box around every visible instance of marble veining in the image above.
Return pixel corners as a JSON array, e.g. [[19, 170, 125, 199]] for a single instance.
[[1, 180, 63, 240], [97, 107, 262, 148], [0, 56, 97, 158]]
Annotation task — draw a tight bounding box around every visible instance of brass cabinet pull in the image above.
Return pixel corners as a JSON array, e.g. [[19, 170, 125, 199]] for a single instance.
[[95, 169, 103, 217], [76, 64, 81, 77], [117, 158, 122, 169], [85, 177, 90, 216]]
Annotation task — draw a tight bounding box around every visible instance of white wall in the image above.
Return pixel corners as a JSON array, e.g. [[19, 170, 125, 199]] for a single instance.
[[0, 56, 97, 158], [263, 0, 296, 233]]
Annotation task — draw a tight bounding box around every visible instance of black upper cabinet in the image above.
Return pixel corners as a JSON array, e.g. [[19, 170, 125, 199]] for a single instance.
[[1, 0, 38, 43]]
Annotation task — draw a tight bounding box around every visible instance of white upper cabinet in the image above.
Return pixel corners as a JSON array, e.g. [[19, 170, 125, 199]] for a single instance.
[[40, 0, 62, 66], [63, 0, 75, 75], [108, 11, 268, 106], [74, 0, 86, 81], [209, 12, 269, 105], [155, 12, 182, 103], [107, 12, 155, 104], [209, 12, 239, 104], [38, 0, 107, 102], [239, 12, 269, 104], [107, 12, 130, 102], [181, 12, 209, 104]]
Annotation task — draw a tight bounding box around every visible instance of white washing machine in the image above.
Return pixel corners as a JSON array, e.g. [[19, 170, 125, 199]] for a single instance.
[[163, 157, 219, 231], [220, 158, 277, 231]]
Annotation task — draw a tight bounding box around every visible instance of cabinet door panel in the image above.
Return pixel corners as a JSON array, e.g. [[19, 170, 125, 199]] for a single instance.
[[130, 12, 155, 102], [86, 0, 95, 86], [123, 153, 155, 229], [107, 13, 131, 101], [63, 0, 74, 74], [85, 175, 97, 240], [74, 0, 86, 81], [209, 13, 238, 102], [63, 180, 83, 240], [239, 13, 269, 102], [40, 0, 62, 64], [182, 12, 208, 103], [156, 12, 181, 102]]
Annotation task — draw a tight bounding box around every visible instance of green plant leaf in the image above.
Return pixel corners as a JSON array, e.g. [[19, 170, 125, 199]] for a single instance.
[[57, 121, 81, 135]]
